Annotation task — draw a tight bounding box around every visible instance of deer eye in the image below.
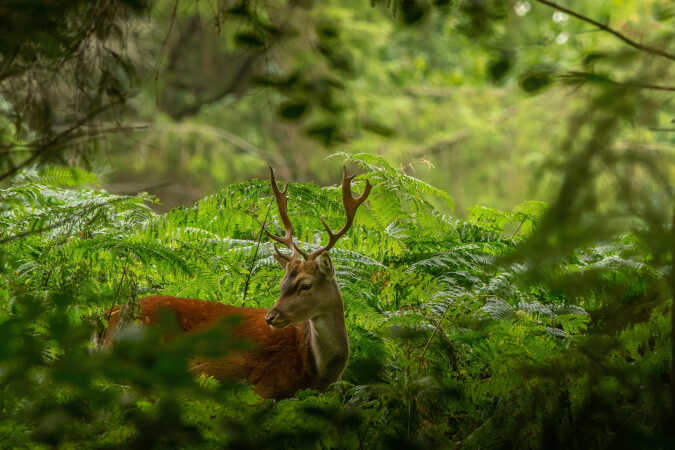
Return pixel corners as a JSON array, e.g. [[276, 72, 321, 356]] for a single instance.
[[300, 283, 312, 291]]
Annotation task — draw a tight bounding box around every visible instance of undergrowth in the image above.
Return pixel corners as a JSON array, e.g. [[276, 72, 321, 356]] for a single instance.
[[0, 156, 671, 449]]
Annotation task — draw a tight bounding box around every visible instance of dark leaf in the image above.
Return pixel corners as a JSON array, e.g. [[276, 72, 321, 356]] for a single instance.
[[305, 122, 343, 145], [279, 102, 309, 120], [487, 54, 513, 83], [235, 32, 265, 48], [361, 119, 395, 137], [583, 52, 608, 66], [520, 69, 554, 93], [401, 0, 429, 25], [228, 2, 251, 17]]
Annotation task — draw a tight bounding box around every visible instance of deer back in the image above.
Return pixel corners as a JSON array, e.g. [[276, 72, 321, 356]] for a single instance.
[[103, 295, 315, 399]]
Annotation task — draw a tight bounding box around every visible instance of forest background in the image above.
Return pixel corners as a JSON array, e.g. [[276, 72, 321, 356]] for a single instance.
[[0, 0, 674, 448]]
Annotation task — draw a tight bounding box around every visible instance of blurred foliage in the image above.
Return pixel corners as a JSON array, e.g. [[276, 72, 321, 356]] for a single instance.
[[1, 0, 673, 210], [0, 0, 674, 448], [98, 0, 673, 212], [0, 0, 152, 183]]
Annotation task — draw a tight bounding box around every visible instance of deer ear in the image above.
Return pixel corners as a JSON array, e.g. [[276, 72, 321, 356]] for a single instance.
[[318, 253, 334, 277]]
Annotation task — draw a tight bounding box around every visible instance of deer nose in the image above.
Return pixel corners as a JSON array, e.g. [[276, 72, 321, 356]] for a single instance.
[[265, 309, 279, 325]]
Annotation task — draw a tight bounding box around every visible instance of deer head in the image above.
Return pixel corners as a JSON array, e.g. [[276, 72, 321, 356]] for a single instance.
[[264, 167, 371, 328]]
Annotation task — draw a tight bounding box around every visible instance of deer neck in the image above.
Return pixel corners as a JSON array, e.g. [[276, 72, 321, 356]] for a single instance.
[[307, 281, 349, 387]]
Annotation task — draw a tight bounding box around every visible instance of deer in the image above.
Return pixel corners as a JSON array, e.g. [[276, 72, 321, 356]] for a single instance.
[[103, 167, 371, 400]]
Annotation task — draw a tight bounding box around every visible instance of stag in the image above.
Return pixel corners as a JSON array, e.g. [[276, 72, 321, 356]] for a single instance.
[[104, 168, 371, 399]]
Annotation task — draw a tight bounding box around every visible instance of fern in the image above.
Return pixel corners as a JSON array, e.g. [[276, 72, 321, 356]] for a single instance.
[[0, 158, 669, 449]]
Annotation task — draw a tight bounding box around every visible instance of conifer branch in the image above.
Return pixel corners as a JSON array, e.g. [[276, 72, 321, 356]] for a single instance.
[[535, 0, 675, 62]]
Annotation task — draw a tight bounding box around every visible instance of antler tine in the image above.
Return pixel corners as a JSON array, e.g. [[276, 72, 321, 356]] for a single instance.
[[265, 167, 308, 259], [309, 166, 372, 260], [273, 243, 299, 262]]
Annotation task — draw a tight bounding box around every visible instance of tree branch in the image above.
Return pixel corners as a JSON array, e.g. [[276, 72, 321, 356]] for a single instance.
[[0, 102, 134, 183], [630, 83, 675, 92], [559, 71, 675, 92], [534, 0, 675, 62], [168, 47, 265, 120]]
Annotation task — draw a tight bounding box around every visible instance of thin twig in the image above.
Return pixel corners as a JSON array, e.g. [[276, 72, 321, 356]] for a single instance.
[[154, 0, 180, 104], [108, 257, 130, 325], [671, 207, 675, 428], [534, 0, 675, 62], [559, 73, 675, 92], [217, 128, 284, 167], [0, 102, 124, 183], [0, 124, 149, 155], [418, 300, 453, 370], [173, 52, 261, 119], [632, 83, 675, 92], [510, 218, 526, 239], [242, 202, 272, 306]]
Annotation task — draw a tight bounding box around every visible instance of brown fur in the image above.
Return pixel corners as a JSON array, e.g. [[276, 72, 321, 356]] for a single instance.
[[103, 295, 315, 400]]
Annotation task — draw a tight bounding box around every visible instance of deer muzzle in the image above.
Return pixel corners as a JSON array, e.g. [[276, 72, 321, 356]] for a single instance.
[[265, 308, 288, 328]]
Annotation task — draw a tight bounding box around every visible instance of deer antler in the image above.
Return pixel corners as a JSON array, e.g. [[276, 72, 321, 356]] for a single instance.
[[308, 166, 372, 260], [266, 167, 308, 260]]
